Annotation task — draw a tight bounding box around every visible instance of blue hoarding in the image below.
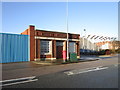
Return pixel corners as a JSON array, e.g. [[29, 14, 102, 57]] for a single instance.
[[0, 33, 29, 63]]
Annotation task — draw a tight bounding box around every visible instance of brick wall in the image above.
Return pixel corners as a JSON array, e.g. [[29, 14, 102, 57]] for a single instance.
[[21, 25, 80, 61], [36, 30, 80, 39], [21, 25, 35, 61]]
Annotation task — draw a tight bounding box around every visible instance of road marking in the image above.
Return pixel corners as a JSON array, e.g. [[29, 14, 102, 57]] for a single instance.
[[67, 72, 74, 75], [1, 79, 38, 87], [114, 64, 118, 67], [0, 76, 38, 87], [64, 66, 103, 74], [0, 76, 36, 83], [64, 66, 108, 76]]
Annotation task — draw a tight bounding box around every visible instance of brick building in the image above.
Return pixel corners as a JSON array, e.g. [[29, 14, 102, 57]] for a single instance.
[[96, 41, 113, 50], [96, 41, 119, 50], [21, 25, 80, 61]]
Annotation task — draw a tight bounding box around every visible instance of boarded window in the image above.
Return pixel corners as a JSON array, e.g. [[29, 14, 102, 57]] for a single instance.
[[40, 40, 50, 54], [69, 42, 76, 53], [56, 41, 63, 46]]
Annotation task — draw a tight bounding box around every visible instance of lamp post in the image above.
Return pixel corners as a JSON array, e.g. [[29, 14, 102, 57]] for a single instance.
[[83, 29, 86, 52], [66, 0, 69, 61], [87, 35, 91, 53]]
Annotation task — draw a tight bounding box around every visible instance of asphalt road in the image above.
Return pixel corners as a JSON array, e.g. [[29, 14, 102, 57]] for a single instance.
[[3, 57, 119, 88]]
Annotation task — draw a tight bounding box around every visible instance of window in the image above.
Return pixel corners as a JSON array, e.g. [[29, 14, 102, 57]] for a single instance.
[[40, 40, 51, 54], [69, 42, 76, 53], [56, 42, 63, 46]]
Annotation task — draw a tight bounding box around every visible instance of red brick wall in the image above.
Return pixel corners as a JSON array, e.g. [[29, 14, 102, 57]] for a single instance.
[[36, 30, 67, 38], [21, 25, 35, 61], [52, 40, 56, 58], [69, 34, 80, 39], [76, 41, 80, 56], [36, 30, 80, 39], [29, 26, 35, 61], [21, 25, 80, 61], [36, 39, 40, 58], [21, 29, 28, 35]]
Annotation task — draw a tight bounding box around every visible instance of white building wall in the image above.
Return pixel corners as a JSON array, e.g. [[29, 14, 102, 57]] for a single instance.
[[80, 37, 99, 51]]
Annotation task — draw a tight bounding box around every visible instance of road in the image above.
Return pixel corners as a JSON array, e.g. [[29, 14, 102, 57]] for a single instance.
[[2, 56, 119, 88]]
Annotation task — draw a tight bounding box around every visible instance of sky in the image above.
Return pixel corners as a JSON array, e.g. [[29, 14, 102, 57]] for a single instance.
[[2, 2, 118, 41]]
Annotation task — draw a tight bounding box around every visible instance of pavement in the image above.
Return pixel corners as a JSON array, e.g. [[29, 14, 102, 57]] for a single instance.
[[79, 54, 118, 61], [2, 54, 118, 80], [29, 56, 100, 65], [78, 56, 100, 61], [32, 54, 108, 64]]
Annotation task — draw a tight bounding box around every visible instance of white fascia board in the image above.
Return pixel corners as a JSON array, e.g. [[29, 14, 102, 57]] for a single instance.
[[35, 36, 80, 41]]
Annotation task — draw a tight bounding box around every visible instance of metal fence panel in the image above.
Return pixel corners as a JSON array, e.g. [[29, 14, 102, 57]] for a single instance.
[[0, 33, 29, 63]]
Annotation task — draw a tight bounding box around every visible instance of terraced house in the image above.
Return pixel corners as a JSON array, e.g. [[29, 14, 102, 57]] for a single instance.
[[21, 25, 80, 62]]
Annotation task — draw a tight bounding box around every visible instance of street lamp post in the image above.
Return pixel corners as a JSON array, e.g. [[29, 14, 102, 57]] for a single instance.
[[82, 36, 84, 52], [83, 29, 86, 52], [87, 35, 91, 53], [66, 0, 69, 62]]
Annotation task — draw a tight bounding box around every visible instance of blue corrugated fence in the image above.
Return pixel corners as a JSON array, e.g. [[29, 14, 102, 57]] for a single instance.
[[0, 33, 29, 63]]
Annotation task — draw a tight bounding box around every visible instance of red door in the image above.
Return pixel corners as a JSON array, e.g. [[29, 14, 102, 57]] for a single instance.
[[56, 46, 63, 59]]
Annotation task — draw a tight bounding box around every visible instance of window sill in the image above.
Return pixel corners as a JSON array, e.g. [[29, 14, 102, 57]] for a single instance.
[[41, 53, 51, 55]]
